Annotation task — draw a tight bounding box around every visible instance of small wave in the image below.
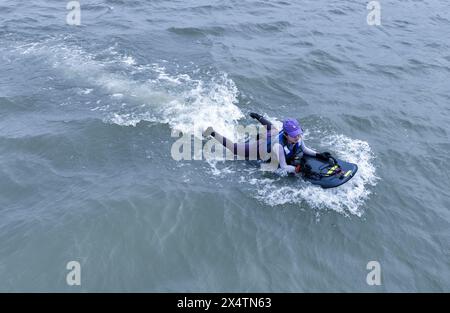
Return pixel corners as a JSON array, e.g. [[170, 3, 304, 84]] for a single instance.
[[328, 9, 346, 16], [168, 26, 226, 37], [231, 21, 291, 35]]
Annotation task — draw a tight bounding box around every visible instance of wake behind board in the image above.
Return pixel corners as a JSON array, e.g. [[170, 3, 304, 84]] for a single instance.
[[301, 155, 358, 188]]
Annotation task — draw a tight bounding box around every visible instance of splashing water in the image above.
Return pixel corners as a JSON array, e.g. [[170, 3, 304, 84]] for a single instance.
[[12, 37, 244, 138], [11, 37, 378, 216], [248, 133, 378, 216]]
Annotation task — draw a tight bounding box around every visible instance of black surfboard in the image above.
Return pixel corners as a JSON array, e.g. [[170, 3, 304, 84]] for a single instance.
[[300, 155, 358, 188]]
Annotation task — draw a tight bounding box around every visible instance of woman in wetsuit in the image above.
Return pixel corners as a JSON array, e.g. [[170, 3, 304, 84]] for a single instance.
[[202, 113, 332, 174]]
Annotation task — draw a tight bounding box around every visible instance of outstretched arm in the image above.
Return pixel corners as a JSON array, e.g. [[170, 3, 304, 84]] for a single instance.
[[301, 141, 318, 157], [301, 140, 333, 160]]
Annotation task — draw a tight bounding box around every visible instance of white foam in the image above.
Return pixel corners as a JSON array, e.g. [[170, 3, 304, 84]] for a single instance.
[[250, 133, 378, 216], [122, 55, 136, 66], [14, 39, 244, 136], [109, 112, 156, 127]]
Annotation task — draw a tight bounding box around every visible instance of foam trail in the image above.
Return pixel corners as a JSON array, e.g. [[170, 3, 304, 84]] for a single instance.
[[13, 38, 244, 138]]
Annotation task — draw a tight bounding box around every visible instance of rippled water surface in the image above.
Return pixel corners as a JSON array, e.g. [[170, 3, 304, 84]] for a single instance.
[[0, 0, 449, 291]]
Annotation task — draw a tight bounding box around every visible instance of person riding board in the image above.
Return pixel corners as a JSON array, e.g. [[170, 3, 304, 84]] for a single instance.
[[203, 113, 332, 175]]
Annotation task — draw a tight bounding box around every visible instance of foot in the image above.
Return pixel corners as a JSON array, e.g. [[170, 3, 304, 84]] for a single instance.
[[249, 112, 263, 120], [202, 126, 215, 138]]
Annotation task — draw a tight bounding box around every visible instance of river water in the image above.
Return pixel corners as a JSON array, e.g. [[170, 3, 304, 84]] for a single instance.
[[0, 0, 449, 291]]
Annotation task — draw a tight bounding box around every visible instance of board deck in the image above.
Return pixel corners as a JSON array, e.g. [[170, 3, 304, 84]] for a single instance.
[[301, 155, 358, 188]]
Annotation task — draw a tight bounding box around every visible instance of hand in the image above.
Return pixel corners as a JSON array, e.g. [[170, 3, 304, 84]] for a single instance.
[[316, 151, 332, 161], [249, 112, 263, 120]]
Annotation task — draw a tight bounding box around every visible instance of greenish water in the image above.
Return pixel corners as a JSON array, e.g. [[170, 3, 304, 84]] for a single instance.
[[0, 0, 449, 291]]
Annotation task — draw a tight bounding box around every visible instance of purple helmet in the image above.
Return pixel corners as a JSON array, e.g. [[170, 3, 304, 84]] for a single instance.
[[282, 118, 303, 137]]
